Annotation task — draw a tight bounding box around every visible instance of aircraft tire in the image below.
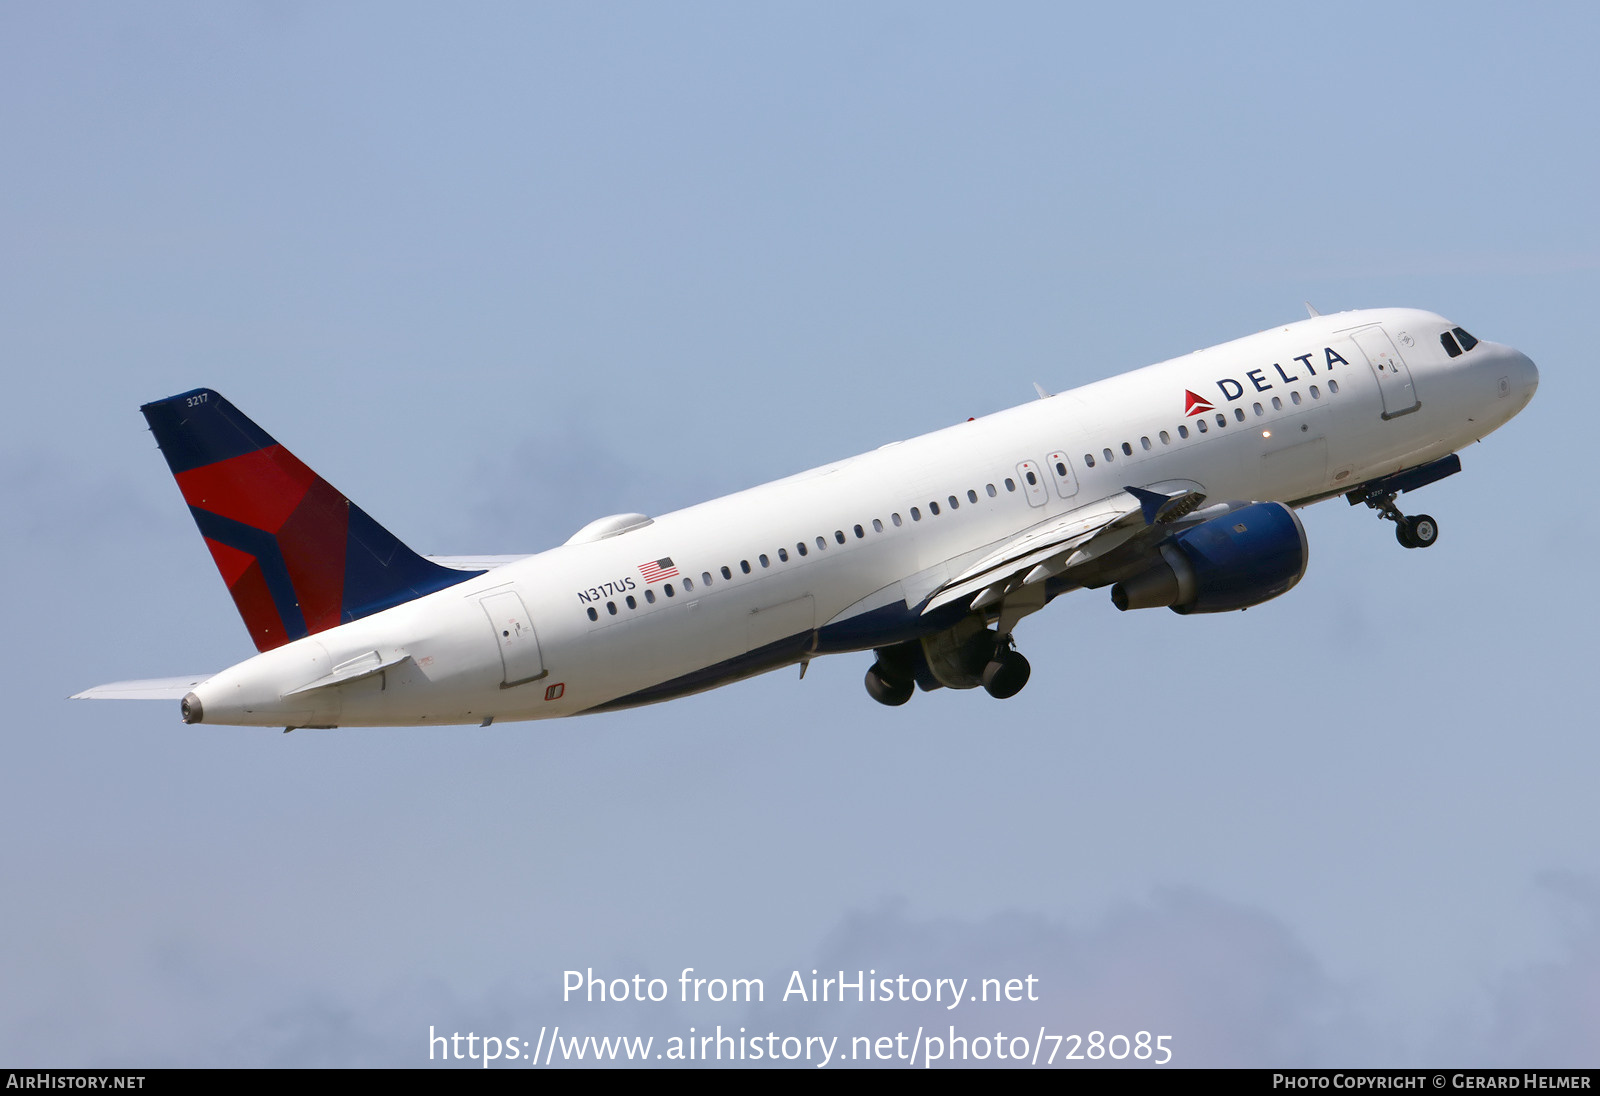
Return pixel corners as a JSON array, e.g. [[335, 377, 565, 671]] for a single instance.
[[981, 651, 1031, 699], [865, 663, 914, 706], [1408, 514, 1439, 548], [1395, 520, 1417, 549]]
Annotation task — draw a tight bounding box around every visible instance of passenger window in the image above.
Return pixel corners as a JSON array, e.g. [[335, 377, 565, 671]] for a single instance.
[[1453, 327, 1479, 352], [722, 566, 732, 579], [836, 530, 846, 544], [1291, 391, 1302, 405], [1215, 413, 1226, 428], [948, 495, 959, 510], [587, 607, 598, 621], [985, 484, 996, 497], [645, 589, 656, 604], [607, 601, 617, 615], [1271, 396, 1283, 410], [760, 554, 770, 568], [910, 508, 921, 521], [1141, 437, 1151, 450], [1253, 402, 1263, 416], [1196, 419, 1208, 433], [1084, 453, 1096, 468], [968, 489, 978, 503], [702, 571, 713, 585], [777, 548, 788, 562], [873, 518, 884, 532], [816, 536, 826, 550], [1005, 478, 1016, 492], [929, 501, 940, 516], [853, 525, 864, 539], [1440, 331, 1462, 358], [665, 584, 675, 596], [1329, 380, 1340, 394], [1159, 430, 1171, 444], [1177, 425, 1189, 439], [1310, 385, 1320, 399], [1234, 408, 1245, 421], [626, 595, 637, 609], [741, 560, 751, 574], [683, 577, 694, 591], [1103, 447, 1114, 462], [1121, 441, 1132, 455], [796, 542, 807, 557], [892, 513, 902, 526]]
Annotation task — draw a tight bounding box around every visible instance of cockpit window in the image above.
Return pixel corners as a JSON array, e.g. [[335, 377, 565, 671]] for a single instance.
[[1440, 331, 1462, 358], [1453, 326, 1479, 352]]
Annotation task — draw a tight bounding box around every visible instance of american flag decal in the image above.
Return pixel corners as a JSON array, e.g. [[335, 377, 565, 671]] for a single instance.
[[638, 557, 679, 583]]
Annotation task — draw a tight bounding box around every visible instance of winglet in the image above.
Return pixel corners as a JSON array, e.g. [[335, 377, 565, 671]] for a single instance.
[[1124, 485, 1170, 526], [1123, 485, 1207, 526], [141, 389, 484, 652]]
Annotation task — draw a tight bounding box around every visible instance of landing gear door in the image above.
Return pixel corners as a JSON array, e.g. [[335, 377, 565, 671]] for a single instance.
[[1351, 326, 1420, 420], [480, 590, 547, 688]]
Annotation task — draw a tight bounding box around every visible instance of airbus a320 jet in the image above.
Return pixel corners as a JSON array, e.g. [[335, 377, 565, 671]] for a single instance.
[[75, 306, 1537, 728]]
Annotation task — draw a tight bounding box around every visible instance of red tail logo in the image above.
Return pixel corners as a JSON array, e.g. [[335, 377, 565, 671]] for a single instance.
[[1184, 390, 1214, 417]]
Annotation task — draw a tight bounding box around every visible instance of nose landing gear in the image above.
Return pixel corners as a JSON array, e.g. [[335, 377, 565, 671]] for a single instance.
[[1359, 488, 1439, 550], [1346, 456, 1460, 551], [1395, 513, 1438, 549]]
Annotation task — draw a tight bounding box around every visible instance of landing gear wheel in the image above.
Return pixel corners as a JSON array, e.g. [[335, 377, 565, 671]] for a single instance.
[[981, 651, 1031, 699], [1408, 514, 1438, 548], [864, 662, 913, 706], [1395, 514, 1439, 549]]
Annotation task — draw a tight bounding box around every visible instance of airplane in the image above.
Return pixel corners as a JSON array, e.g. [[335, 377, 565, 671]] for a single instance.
[[74, 306, 1537, 729]]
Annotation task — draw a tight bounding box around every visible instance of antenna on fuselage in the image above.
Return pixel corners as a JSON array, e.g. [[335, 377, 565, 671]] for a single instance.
[[1304, 301, 1321, 318], [1033, 382, 1052, 399]]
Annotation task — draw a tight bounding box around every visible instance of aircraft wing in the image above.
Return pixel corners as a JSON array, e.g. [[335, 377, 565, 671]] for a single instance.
[[922, 483, 1206, 615], [71, 675, 212, 701]]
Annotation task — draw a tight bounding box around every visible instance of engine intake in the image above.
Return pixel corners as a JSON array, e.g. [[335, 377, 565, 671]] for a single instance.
[[1111, 501, 1309, 614]]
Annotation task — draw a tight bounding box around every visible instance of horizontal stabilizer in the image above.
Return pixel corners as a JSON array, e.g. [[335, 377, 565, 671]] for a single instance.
[[71, 676, 212, 701], [425, 554, 531, 571]]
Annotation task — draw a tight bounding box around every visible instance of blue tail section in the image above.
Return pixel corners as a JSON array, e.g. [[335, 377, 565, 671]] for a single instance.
[[141, 388, 483, 652]]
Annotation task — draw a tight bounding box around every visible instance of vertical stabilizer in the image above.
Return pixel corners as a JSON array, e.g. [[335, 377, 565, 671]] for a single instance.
[[141, 389, 482, 652]]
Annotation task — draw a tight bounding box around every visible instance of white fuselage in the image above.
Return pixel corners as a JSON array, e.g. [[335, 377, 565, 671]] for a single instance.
[[187, 308, 1537, 728]]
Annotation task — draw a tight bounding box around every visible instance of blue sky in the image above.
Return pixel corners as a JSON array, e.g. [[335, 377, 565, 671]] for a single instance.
[[3, 2, 1596, 1067]]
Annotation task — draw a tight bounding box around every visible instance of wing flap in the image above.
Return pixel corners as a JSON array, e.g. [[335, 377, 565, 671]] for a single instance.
[[921, 483, 1207, 616]]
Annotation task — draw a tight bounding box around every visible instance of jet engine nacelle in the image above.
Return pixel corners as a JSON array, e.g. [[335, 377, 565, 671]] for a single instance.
[[1110, 501, 1309, 614]]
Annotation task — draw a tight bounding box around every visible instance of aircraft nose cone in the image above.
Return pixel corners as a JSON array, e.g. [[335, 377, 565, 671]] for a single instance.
[[1507, 348, 1538, 405]]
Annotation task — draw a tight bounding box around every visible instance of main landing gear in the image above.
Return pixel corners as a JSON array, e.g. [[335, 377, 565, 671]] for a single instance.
[[1359, 488, 1439, 550], [864, 661, 914, 706], [980, 636, 1031, 699], [864, 632, 1031, 706]]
